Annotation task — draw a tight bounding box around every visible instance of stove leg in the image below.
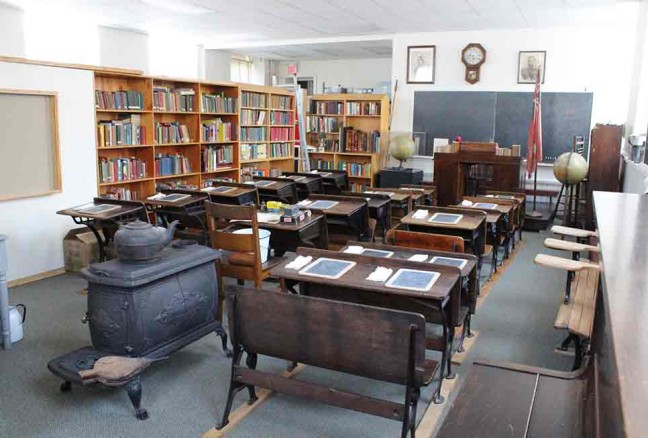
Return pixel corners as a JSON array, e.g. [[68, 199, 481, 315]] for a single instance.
[[215, 325, 232, 357], [60, 381, 72, 392], [124, 377, 149, 421]]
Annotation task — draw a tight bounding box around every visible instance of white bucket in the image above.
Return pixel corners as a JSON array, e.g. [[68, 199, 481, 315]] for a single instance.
[[233, 228, 271, 263]]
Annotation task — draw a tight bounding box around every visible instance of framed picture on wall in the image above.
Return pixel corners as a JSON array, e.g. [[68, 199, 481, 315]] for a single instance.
[[518, 51, 546, 84], [407, 45, 436, 84]]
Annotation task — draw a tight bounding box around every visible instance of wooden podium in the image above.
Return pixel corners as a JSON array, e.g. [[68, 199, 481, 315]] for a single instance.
[[433, 142, 522, 206]]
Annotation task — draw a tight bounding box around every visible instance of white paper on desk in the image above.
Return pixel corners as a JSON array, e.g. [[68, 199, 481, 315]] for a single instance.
[[366, 267, 393, 282], [257, 212, 281, 223], [461, 200, 474, 207], [286, 255, 312, 270], [485, 194, 495, 198], [297, 199, 312, 206], [408, 254, 428, 262], [147, 193, 165, 200], [344, 245, 364, 254], [412, 209, 428, 219]]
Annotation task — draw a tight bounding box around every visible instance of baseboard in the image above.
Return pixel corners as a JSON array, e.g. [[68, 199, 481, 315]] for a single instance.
[[8, 267, 66, 288]]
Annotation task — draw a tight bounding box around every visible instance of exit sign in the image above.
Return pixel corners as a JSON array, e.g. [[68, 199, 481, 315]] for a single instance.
[[287, 63, 298, 75]]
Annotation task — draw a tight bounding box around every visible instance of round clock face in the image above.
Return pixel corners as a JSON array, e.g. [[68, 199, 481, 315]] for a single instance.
[[463, 46, 484, 66]]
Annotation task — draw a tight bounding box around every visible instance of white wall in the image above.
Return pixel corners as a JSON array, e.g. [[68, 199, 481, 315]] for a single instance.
[[390, 23, 638, 180], [0, 2, 25, 57], [0, 61, 97, 283], [205, 50, 232, 81], [278, 58, 391, 92], [99, 26, 149, 73]]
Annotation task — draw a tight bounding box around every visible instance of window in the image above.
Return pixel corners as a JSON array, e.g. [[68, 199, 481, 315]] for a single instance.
[[231, 58, 252, 83]]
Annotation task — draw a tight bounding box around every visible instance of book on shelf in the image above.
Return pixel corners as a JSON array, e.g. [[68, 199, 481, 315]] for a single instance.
[[271, 95, 292, 110], [241, 92, 267, 108], [153, 86, 195, 112], [307, 116, 339, 133], [349, 182, 369, 192], [271, 111, 293, 125], [241, 109, 266, 126], [310, 101, 343, 115], [340, 127, 380, 153], [241, 127, 266, 142], [309, 159, 335, 170], [155, 181, 198, 191], [241, 143, 268, 161], [337, 160, 372, 177], [202, 118, 234, 142], [100, 187, 140, 200], [202, 177, 235, 188], [98, 156, 147, 183], [202, 144, 234, 172], [345, 101, 381, 116], [270, 127, 292, 142], [155, 122, 191, 144], [95, 90, 143, 110], [201, 93, 236, 113], [270, 142, 291, 158], [155, 153, 192, 176], [312, 139, 339, 152], [97, 114, 146, 147]]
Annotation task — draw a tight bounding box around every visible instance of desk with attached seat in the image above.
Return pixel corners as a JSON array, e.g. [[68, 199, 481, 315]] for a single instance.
[[201, 183, 259, 206], [144, 190, 209, 243]]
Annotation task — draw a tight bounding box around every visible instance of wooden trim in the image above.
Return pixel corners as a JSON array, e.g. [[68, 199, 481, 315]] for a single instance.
[[0, 89, 62, 202], [8, 267, 66, 288], [0, 55, 143, 75]]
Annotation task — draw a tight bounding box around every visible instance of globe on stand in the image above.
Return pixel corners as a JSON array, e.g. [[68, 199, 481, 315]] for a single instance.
[[389, 134, 416, 170], [553, 152, 588, 185]]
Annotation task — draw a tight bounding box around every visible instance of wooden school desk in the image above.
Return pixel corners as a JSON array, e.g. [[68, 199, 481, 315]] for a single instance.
[[299, 197, 371, 242], [464, 196, 517, 255], [286, 170, 348, 194], [341, 192, 393, 239], [271, 247, 462, 404], [144, 190, 209, 243], [250, 177, 298, 204], [271, 173, 324, 200], [201, 183, 259, 206], [57, 198, 148, 261]]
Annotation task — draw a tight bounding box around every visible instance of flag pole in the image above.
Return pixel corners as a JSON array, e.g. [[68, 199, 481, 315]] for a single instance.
[[527, 67, 543, 218]]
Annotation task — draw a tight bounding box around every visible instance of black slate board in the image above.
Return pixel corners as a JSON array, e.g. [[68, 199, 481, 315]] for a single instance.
[[413, 91, 593, 162]]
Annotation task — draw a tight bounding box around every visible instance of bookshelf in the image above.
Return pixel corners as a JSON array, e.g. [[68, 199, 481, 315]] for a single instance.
[[306, 94, 389, 190], [94, 74, 295, 199]]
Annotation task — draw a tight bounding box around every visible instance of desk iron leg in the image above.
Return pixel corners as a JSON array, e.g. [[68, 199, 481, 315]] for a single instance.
[[245, 353, 259, 405], [86, 223, 107, 262], [124, 377, 149, 421]]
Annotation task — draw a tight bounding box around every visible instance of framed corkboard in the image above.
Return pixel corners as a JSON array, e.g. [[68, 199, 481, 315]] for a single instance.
[[0, 89, 61, 201]]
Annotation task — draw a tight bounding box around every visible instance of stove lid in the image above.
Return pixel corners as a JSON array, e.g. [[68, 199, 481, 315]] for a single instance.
[[81, 242, 220, 288]]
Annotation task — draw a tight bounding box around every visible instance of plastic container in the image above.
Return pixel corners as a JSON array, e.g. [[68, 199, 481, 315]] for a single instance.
[[233, 228, 271, 263]]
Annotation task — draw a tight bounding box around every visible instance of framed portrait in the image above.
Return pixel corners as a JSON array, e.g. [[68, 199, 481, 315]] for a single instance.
[[518, 51, 546, 84], [407, 45, 436, 84]]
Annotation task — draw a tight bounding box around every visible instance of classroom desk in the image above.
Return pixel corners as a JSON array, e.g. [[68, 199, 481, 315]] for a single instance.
[[401, 207, 487, 276], [275, 173, 323, 200], [144, 190, 209, 243], [482, 192, 525, 242], [230, 212, 328, 255], [319, 192, 392, 240], [400, 185, 437, 206], [250, 178, 298, 204], [202, 185, 258, 206], [364, 189, 413, 216], [457, 203, 510, 264], [299, 198, 369, 241], [339, 242, 479, 340], [271, 247, 462, 403], [288, 170, 348, 194], [57, 198, 148, 261], [464, 197, 516, 255]]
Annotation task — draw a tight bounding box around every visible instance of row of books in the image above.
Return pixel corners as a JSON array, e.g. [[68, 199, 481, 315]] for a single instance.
[[155, 153, 192, 176], [240, 166, 281, 181], [311, 101, 343, 115], [270, 127, 292, 142], [202, 145, 234, 172], [309, 159, 335, 170], [271, 95, 292, 110], [95, 90, 144, 110], [270, 142, 292, 158], [349, 182, 369, 192], [340, 128, 380, 153], [101, 187, 139, 200], [153, 87, 195, 112], [202, 177, 235, 188], [241, 127, 266, 142], [156, 180, 198, 191], [307, 116, 339, 133], [313, 139, 339, 152], [155, 122, 191, 144], [202, 119, 234, 142], [496, 145, 522, 156], [241, 92, 267, 108], [97, 116, 145, 147], [201, 93, 236, 113], [434, 143, 460, 154], [241, 143, 269, 160], [345, 101, 381, 116], [241, 109, 266, 126], [270, 111, 293, 125], [98, 157, 147, 183], [337, 161, 372, 177]]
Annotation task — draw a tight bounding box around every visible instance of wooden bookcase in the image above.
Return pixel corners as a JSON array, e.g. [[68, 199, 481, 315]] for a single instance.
[[94, 73, 295, 199], [307, 93, 389, 191]]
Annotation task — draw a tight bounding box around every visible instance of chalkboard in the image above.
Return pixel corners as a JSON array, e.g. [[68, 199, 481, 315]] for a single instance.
[[413, 91, 593, 162]]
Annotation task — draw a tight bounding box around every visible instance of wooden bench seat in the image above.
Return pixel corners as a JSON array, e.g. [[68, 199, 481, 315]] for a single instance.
[[544, 238, 600, 253], [551, 225, 597, 239], [437, 358, 597, 437], [534, 254, 599, 272]]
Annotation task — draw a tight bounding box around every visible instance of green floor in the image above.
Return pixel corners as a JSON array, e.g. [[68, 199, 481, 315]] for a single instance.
[[0, 229, 571, 437]]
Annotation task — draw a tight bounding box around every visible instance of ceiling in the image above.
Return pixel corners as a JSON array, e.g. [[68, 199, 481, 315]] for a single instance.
[[232, 40, 393, 60], [4, 0, 641, 58]]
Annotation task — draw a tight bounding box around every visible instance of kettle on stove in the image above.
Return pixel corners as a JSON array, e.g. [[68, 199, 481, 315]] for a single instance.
[[113, 220, 179, 262], [9, 304, 26, 344]]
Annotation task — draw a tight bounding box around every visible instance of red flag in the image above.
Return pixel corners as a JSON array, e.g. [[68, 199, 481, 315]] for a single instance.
[[526, 71, 543, 178]]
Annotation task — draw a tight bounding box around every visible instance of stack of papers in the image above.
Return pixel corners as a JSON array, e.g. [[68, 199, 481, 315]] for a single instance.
[[412, 209, 429, 219], [286, 256, 312, 270], [366, 267, 393, 282], [408, 254, 428, 262], [461, 200, 474, 207], [297, 199, 312, 207], [147, 193, 166, 200], [343, 246, 364, 254], [257, 212, 281, 224]]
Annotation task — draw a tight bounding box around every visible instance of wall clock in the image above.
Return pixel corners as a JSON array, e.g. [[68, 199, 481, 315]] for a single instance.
[[461, 43, 486, 84]]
